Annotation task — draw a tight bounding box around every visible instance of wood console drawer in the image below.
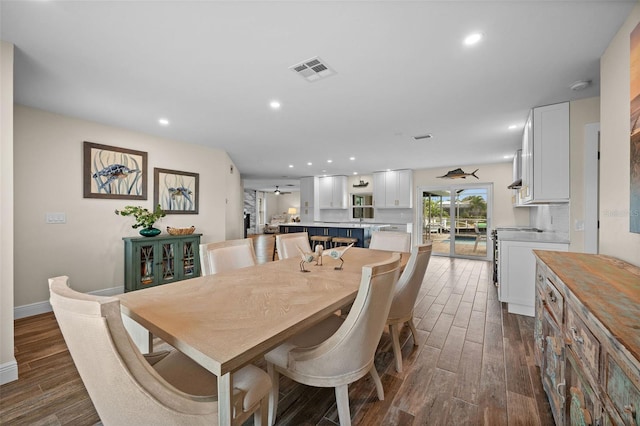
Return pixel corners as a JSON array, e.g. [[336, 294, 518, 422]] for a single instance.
[[544, 277, 564, 324], [606, 356, 640, 426], [566, 351, 602, 426], [565, 308, 600, 383]]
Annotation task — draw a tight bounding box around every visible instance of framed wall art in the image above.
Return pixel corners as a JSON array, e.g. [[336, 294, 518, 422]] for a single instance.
[[154, 168, 199, 214], [83, 141, 147, 199], [631, 21, 640, 233]]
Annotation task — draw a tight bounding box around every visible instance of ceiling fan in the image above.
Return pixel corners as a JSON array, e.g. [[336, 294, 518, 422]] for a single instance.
[[273, 186, 292, 195]]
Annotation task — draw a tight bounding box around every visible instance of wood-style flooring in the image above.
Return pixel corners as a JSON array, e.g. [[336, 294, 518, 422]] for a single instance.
[[0, 234, 552, 425]]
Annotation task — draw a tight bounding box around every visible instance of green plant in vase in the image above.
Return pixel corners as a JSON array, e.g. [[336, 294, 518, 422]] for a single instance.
[[115, 204, 166, 237]]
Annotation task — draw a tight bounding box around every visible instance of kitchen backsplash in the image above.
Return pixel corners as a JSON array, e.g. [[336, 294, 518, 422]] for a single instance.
[[529, 204, 570, 234]]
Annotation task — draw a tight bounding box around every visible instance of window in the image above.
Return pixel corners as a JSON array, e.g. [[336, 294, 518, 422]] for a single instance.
[[351, 194, 374, 219]]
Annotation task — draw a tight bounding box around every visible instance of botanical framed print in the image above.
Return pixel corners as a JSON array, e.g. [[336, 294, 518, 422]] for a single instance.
[[154, 168, 199, 214], [83, 141, 147, 199]]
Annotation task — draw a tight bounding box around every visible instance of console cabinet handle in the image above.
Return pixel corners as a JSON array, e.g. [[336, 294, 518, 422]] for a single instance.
[[569, 327, 584, 344]]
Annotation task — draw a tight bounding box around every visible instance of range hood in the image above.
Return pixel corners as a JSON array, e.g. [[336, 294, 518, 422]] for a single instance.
[[508, 149, 522, 189]]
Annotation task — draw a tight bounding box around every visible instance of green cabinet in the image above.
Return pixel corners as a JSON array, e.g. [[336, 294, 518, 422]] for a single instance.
[[123, 234, 202, 292]]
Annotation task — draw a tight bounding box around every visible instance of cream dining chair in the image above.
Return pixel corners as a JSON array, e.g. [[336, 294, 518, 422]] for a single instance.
[[265, 253, 402, 426], [275, 232, 312, 260], [49, 276, 271, 426], [386, 243, 433, 372], [200, 238, 258, 276], [368, 231, 411, 253]]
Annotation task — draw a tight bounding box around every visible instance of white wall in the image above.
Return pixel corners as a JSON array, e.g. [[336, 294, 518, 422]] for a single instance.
[[568, 97, 600, 252], [600, 3, 640, 266], [13, 106, 243, 308], [1, 41, 17, 384]]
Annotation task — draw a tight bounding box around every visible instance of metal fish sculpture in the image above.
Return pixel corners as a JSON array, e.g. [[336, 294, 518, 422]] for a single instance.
[[92, 164, 140, 189], [437, 168, 479, 179]]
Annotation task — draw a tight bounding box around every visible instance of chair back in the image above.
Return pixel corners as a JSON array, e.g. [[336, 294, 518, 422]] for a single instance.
[[287, 253, 402, 383], [275, 232, 312, 260], [369, 231, 411, 252], [48, 276, 217, 425], [200, 238, 257, 275], [388, 243, 433, 321]]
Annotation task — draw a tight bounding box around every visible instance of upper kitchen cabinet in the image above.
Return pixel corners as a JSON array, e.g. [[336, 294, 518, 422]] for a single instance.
[[318, 175, 347, 209], [520, 102, 570, 204], [373, 169, 413, 208], [299, 176, 319, 221]]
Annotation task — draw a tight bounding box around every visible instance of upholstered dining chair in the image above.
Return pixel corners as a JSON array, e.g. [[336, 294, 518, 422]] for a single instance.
[[369, 231, 411, 253], [386, 243, 433, 372], [275, 232, 312, 260], [49, 276, 271, 426], [200, 238, 258, 276], [265, 253, 402, 426]]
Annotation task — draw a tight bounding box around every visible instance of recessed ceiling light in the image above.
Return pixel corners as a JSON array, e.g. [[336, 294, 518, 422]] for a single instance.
[[349, 157, 355, 161], [288, 164, 294, 168], [307, 162, 312, 166], [353, 172, 358, 175], [158, 118, 169, 126], [508, 124, 518, 130], [327, 159, 333, 163], [269, 100, 281, 109], [464, 32, 483, 46], [503, 155, 511, 159], [322, 169, 327, 173]]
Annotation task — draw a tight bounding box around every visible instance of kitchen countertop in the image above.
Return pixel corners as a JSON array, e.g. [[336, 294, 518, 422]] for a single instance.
[[496, 230, 570, 244], [281, 222, 390, 229]]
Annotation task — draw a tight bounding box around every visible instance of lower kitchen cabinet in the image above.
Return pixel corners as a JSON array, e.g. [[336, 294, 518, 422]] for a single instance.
[[279, 225, 370, 247], [534, 251, 640, 425], [498, 239, 568, 316], [123, 234, 201, 292]]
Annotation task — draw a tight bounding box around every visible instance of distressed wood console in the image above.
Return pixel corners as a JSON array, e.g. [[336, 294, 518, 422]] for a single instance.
[[533, 251, 640, 425]]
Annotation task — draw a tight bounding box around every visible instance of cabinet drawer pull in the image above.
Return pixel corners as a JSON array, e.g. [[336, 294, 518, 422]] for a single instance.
[[569, 327, 584, 344], [537, 274, 543, 282], [556, 381, 566, 403], [547, 290, 556, 303]]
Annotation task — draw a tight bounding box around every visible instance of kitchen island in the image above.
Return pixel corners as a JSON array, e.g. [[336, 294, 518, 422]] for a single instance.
[[279, 222, 390, 248]]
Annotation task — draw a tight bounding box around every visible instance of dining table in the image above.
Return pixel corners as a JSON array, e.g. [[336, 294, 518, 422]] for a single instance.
[[117, 246, 407, 426]]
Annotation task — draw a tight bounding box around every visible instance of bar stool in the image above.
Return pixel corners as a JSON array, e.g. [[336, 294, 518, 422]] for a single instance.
[[332, 236, 358, 248], [310, 235, 332, 250]]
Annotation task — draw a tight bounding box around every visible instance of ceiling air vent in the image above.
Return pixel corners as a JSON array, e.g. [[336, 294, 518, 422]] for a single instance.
[[289, 56, 336, 82]]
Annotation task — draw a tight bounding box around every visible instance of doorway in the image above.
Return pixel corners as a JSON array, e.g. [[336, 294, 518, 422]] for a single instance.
[[419, 184, 492, 260]]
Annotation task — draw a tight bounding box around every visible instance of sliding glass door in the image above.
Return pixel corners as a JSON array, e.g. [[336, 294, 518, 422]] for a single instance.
[[419, 184, 492, 260]]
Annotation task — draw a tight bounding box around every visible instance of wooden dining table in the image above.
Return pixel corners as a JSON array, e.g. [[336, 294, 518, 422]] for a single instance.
[[117, 247, 406, 426]]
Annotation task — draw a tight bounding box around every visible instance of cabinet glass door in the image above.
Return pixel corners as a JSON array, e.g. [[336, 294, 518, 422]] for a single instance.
[[138, 243, 156, 286], [159, 242, 177, 283], [182, 239, 198, 278]]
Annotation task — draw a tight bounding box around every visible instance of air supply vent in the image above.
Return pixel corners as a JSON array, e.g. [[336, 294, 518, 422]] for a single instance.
[[289, 56, 336, 82]]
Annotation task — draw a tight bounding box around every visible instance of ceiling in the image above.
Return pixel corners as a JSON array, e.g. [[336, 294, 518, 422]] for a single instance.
[[1, 1, 635, 193]]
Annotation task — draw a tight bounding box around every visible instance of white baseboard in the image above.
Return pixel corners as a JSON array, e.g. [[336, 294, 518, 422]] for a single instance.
[[14, 286, 124, 319], [0, 359, 18, 385]]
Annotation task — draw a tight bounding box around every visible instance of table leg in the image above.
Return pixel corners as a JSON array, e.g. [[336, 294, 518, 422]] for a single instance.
[[218, 372, 233, 426]]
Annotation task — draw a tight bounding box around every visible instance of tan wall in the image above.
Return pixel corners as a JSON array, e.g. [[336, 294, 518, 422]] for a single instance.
[[569, 97, 600, 252], [600, 3, 640, 266], [413, 162, 530, 230], [1, 42, 16, 381], [13, 106, 243, 306]]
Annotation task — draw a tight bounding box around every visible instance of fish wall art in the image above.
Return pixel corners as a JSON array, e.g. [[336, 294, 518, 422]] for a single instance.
[[153, 168, 199, 214], [437, 168, 479, 179], [83, 141, 147, 200]]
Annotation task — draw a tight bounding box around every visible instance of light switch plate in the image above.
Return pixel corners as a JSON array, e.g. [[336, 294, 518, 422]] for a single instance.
[[46, 212, 66, 224]]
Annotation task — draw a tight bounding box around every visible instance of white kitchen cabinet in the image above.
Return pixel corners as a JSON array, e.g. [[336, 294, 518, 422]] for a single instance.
[[520, 102, 569, 204], [299, 176, 318, 221], [373, 169, 413, 208], [318, 175, 347, 209], [498, 239, 568, 316]]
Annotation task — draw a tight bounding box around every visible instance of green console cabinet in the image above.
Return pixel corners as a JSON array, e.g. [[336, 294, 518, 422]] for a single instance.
[[123, 234, 202, 292]]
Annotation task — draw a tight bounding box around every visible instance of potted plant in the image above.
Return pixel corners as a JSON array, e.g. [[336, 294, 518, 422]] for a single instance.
[[115, 204, 166, 237]]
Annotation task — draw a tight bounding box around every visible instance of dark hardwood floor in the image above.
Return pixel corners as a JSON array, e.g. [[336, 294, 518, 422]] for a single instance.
[[0, 234, 552, 425]]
